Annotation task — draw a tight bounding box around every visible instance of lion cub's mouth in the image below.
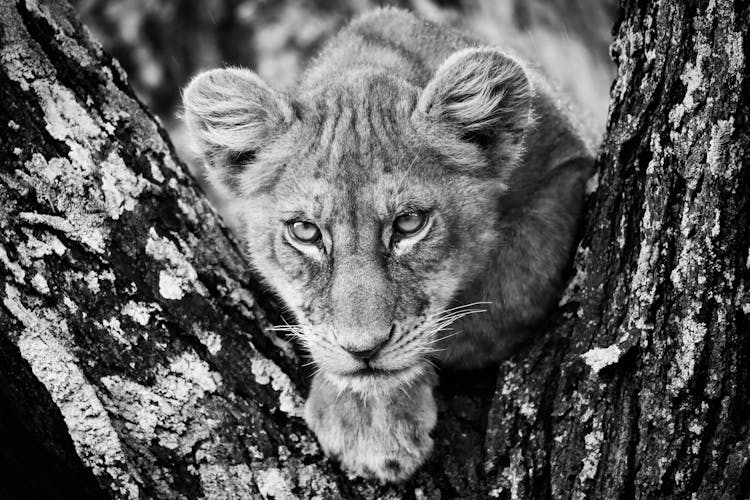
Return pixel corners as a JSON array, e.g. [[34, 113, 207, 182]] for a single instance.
[[349, 365, 410, 378], [325, 363, 425, 393]]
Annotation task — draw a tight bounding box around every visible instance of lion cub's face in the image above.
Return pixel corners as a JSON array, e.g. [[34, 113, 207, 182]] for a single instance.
[[184, 50, 532, 392]]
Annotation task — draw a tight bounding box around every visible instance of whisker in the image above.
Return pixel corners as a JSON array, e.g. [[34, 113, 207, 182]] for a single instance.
[[425, 309, 487, 330], [428, 307, 487, 323], [422, 358, 439, 369], [422, 331, 461, 345], [385, 305, 488, 360], [272, 330, 305, 339], [423, 301, 492, 320], [266, 325, 304, 332]]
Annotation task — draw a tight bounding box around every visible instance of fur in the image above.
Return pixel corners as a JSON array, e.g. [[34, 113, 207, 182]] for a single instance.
[[183, 7, 593, 482]]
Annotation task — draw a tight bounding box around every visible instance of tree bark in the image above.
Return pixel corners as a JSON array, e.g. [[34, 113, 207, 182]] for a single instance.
[[0, 1, 748, 500], [484, 1, 750, 498]]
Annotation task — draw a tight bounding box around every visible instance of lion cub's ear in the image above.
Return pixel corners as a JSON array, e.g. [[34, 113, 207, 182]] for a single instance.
[[182, 68, 294, 194], [416, 48, 533, 167]]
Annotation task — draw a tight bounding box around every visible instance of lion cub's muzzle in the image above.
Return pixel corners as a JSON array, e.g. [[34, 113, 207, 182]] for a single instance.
[[337, 324, 395, 363]]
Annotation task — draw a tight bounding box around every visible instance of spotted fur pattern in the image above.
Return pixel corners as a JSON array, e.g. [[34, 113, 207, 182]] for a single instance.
[[183, 7, 593, 482]]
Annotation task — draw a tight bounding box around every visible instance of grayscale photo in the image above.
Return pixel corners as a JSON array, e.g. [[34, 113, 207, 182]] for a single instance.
[[0, 0, 748, 498]]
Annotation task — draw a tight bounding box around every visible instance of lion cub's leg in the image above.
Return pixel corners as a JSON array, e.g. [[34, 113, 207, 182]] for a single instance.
[[304, 371, 437, 482]]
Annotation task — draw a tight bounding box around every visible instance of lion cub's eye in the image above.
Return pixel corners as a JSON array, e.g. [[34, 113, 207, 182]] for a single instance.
[[288, 221, 321, 244], [393, 211, 428, 236]]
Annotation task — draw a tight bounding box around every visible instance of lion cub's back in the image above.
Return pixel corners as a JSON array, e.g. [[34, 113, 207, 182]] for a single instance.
[[299, 7, 594, 185], [300, 7, 477, 90]]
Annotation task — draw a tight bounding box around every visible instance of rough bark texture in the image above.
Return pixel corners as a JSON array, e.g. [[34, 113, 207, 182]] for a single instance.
[[484, 1, 750, 498], [0, 0, 748, 499]]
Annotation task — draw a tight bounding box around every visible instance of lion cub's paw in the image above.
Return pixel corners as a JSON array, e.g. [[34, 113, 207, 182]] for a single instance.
[[304, 374, 437, 482]]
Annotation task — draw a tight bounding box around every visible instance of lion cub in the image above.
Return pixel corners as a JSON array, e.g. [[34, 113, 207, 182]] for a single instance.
[[183, 7, 593, 482]]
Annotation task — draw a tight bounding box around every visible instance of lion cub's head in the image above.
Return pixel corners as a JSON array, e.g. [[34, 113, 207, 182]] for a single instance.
[[184, 48, 533, 393]]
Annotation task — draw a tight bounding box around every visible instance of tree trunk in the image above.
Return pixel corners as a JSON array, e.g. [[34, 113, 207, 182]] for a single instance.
[[0, 1, 747, 500], [483, 1, 750, 498]]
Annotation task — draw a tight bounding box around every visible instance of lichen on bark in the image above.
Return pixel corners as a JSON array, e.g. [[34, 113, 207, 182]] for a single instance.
[[484, 1, 750, 498], [0, 0, 342, 497]]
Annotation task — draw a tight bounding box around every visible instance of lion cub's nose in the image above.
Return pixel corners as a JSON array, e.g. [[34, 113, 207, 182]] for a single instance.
[[344, 343, 386, 362], [340, 326, 394, 362]]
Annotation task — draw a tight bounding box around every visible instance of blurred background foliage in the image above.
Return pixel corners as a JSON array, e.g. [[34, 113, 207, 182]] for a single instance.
[[72, 0, 618, 223]]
